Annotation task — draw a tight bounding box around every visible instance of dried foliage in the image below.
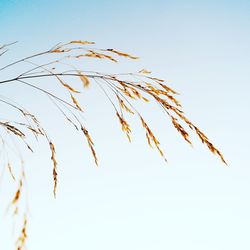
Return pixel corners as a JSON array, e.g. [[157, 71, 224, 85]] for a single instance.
[[0, 40, 226, 249]]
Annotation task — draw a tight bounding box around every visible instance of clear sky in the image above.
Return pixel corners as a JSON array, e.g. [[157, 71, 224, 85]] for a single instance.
[[1, 0, 250, 249]]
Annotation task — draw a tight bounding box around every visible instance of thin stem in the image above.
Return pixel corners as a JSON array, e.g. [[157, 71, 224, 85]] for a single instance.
[[0, 73, 109, 85], [0, 50, 50, 72], [17, 79, 77, 110]]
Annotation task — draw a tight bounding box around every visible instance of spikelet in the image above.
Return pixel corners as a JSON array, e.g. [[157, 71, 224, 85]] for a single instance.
[[1, 123, 25, 138], [29, 127, 43, 136], [16, 215, 28, 250], [49, 142, 57, 197], [158, 82, 179, 95], [70, 94, 83, 111], [116, 95, 134, 114], [69, 40, 95, 45], [131, 88, 142, 99], [7, 163, 16, 181], [142, 97, 150, 102], [20, 111, 43, 134], [193, 126, 227, 165], [144, 82, 181, 107], [147, 76, 164, 82], [81, 126, 98, 166], [79, 50, 118, 62], [171, 116, 192, 145], [78, 72, 90, 88], [140, 116, 167, 162], [106, 49, 139, 60], [117, 86, 136, 99], [116, 112, 132, 142], [139, 69, 151, 74], [164, 93, 181, 107], [56, 76, 80, 93], [116, 81, 143, 100], [12, 179, 22, 205], [51, 48, 71, 53]]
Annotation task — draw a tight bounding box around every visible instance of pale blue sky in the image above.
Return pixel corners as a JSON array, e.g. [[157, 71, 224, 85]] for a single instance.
[[1, 1, 250, 250]]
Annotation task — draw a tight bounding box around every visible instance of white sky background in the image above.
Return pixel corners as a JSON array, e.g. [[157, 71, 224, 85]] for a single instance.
[[0, 0, 250, 249]]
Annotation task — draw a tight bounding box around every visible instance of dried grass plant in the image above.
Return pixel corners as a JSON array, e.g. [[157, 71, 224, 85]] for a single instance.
[[0, 40, 226, 250]]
